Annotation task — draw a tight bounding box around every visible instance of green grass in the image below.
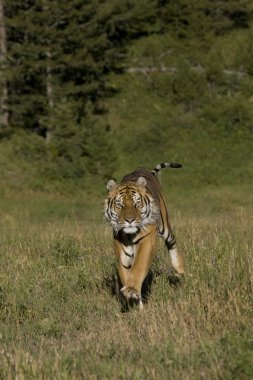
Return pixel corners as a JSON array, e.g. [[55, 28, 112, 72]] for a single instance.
[[0, 186, 252, 379], [1, 12, 253, 379]]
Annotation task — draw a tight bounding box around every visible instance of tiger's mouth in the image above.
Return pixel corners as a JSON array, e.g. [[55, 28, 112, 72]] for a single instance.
[[123, 226, 139, 233], [121, 220, 141, 234]]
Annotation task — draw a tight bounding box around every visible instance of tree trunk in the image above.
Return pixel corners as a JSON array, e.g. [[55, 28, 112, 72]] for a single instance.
[[0, 0, 8, 128], [42, 0, 54, 142], [45, 50, 54, 143]]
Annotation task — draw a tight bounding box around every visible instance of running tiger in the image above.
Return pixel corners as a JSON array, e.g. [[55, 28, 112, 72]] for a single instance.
[[104, 162, 185, 309]]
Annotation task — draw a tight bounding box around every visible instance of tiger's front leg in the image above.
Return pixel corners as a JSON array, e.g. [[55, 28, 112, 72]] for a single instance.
[[114, 225, 157, 309]]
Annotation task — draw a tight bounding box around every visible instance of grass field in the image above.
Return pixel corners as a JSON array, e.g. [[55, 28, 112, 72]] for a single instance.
[[1, 6, 253, 377], [0, 185, 252, 380]]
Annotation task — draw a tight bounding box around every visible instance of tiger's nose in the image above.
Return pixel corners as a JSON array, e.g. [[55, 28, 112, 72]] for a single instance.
[[125, 218, 134, 224]]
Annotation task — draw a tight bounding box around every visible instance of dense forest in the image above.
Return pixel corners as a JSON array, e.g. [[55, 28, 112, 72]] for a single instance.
[[0, 0, 253, 187]]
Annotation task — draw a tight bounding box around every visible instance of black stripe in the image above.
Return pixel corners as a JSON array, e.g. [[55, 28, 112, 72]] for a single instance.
[[159, 214, 165, 235], [170, 162, 182, 168], [133, 231, 152, 245], [165, 240, 176, 250], [165, 231, 176, 250], [122, 264, 131, 269], [123, 247, 133, 258]]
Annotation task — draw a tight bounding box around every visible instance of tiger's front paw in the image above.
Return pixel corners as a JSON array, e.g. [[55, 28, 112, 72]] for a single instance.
[[121, 286, 143, 309], [121, 285, 140, 300]]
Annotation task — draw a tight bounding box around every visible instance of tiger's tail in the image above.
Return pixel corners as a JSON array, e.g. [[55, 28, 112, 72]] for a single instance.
[[151, 162, 182, 176]]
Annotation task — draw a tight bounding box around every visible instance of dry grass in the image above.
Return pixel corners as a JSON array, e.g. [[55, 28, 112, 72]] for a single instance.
[[0, 193, 252, 379]]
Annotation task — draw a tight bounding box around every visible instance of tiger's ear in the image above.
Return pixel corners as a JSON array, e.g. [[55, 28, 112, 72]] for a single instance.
[[136, 176, 147, 188], [107, 179, 117, 192]]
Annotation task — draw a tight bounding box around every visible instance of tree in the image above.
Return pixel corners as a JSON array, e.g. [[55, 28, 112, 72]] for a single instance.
[[4, 1, 127, 132], [46, 101, 116, 179], [0, 0, 8, 129], [156, 0, 252, 37]]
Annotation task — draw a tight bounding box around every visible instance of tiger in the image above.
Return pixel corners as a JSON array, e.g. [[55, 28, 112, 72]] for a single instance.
[[104, 162, 185, 309]]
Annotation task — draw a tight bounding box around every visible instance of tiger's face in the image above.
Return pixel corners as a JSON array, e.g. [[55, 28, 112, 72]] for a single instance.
[[105, 176, 159, 234]]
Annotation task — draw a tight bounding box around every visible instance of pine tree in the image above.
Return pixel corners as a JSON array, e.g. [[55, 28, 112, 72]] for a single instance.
[[0, 0, 8, 129], [5, 0, 126, 132], [46, 101, 116, 179]]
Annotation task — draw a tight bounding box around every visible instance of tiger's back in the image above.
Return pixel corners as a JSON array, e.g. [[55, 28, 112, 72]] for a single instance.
[[121, 168, 163, 204]]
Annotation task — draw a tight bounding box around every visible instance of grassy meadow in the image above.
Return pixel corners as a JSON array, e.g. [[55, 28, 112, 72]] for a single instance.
[[0, 184, 252, 380], [1, 3, 253, 378]]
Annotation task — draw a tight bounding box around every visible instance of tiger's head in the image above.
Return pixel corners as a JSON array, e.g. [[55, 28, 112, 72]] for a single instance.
[[104, 176, 160, 234]]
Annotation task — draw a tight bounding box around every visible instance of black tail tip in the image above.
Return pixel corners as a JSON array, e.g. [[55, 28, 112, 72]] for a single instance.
[[171, 162, 182, 168]]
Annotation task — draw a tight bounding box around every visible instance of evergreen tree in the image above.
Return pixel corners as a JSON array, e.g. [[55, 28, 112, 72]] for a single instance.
[[2, 0, 253, 181], [5, 1, 122, 133], [156, 0, 252, 37], [0, 0, 8, 129], [46, 101, 116, 179], [4, 0, 127, 177]]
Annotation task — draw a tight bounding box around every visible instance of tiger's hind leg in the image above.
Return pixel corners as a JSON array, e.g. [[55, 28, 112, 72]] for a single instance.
[[158, 198, 185, 275], [165, 237, 185, 275], [158, 217, 185, 275]]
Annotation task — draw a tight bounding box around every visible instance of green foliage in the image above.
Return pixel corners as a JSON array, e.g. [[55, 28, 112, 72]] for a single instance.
[[45, 101, 117, 179], [157, 0, 253, 37], [84, 112, 117, 178], [5, 0, 126, 134], [171, 61, 207, 109], [45, 101, 89, 180], [1, 0, 253, 187], [201, 96, 253, 135], [11, 130, 47, 162], [0, 102, 117, 184]]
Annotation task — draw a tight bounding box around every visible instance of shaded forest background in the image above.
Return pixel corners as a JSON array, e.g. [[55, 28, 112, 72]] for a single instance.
[[0, 0, 253, 193]]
